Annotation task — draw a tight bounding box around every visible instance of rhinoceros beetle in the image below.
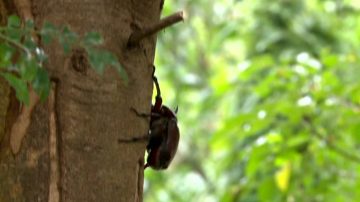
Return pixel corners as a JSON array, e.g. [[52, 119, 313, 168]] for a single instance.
[[119, 66, 179, 170]]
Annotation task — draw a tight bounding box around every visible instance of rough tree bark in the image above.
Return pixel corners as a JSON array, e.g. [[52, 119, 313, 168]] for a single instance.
[[0, 0, 167, 201]]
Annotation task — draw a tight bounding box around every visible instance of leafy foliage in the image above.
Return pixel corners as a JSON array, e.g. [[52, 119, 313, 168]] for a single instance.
[[0, 15, 126, 104], [147, 0, 360, 201]]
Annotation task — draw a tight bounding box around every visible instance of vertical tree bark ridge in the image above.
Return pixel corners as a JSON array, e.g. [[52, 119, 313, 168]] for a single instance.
[[48, 83, 60, 202], [136, 158, 145, 202], [10, 89, 40, 154]]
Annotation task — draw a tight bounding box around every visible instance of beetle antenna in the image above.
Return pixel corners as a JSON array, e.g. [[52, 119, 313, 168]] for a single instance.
[[175, 106, 178, 114]]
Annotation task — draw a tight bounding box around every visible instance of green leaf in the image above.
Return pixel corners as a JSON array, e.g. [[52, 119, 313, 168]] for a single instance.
[[113, 63, 128, 84], [40, 22, 57, 44], [32, 68, 50, 102], [85, 47, 127, 82], [59, 26, 78, 53], [62, 26, 78, 41], [23, 36, 37, 51], [0, 43, 15, 67], [83, 32, 103, 46], [1, 73, 29, 105], [41, 34, 53, 45], [25, 19, 34, 29], [20, 59, 39, 81], [42, 22, 57, 34], [86, 48, 113, 73], [61, 41, 71, 54], [7, 15, 21, 28], [258, 177, 281, 202], [5, 27, 23, 42], [87, 48, 106, 73]]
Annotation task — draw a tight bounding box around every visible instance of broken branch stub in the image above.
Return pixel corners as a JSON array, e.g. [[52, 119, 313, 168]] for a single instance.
[[128, 11, 184, 46]]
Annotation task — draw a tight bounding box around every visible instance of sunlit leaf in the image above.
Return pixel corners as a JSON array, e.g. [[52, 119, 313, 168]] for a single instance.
[[275, 162, 291, 192]]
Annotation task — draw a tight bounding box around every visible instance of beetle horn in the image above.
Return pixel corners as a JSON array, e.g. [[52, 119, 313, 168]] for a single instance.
[[174, 106, 178, 114]]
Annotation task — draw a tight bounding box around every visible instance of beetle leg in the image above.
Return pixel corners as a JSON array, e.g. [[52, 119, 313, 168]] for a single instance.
[[118, 135, 149, 143], [151, 112, 162, 117], [130, 107, 162, 118], [130, 107, 151, 118]]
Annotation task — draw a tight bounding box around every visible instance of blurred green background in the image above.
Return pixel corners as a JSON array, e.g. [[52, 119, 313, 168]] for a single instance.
[[148, 0, 360, 201]]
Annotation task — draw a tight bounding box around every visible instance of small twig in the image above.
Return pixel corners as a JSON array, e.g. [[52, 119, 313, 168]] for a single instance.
[[0, 33, 31, 56], [325, 141, 360, 164], [303, 117, 360, 164], [312, 131, 360, 164], [128, 11, 184, 46]]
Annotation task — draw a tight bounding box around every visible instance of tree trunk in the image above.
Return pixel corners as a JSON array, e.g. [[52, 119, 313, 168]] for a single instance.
[[0, 0, 163, 201]]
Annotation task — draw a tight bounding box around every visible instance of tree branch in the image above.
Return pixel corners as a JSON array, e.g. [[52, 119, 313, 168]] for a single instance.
[[326, 141, 360, 164], [128, 11, 184, 46]]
